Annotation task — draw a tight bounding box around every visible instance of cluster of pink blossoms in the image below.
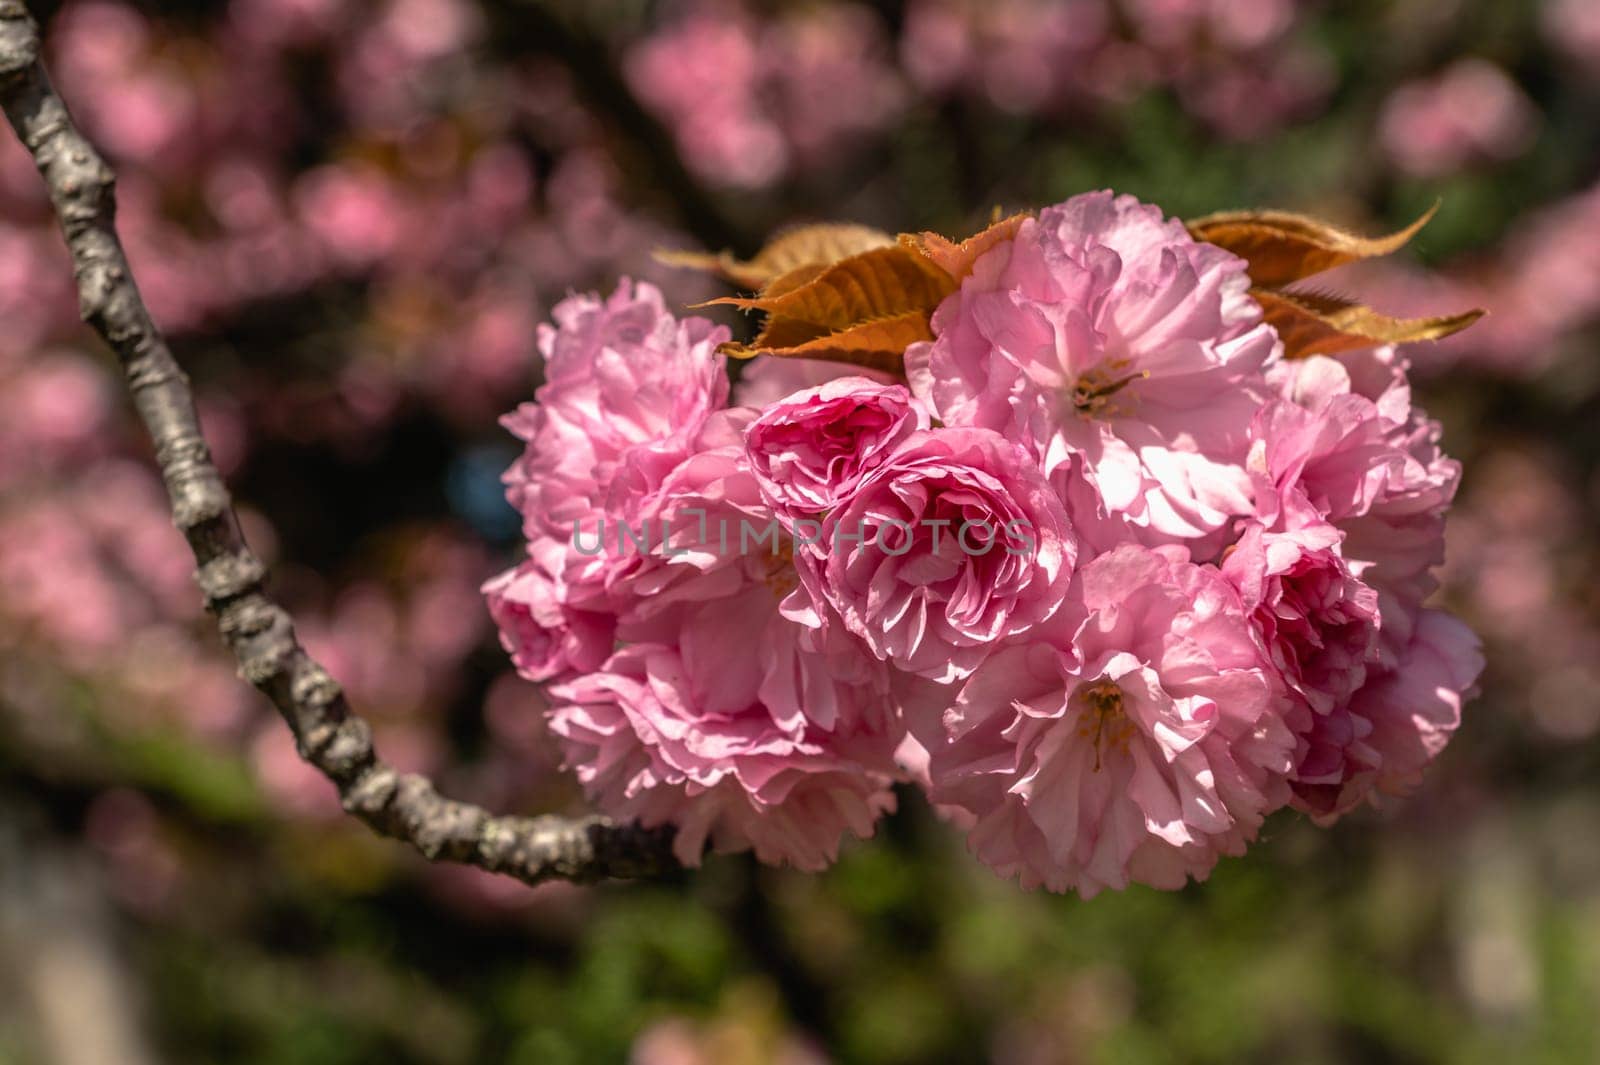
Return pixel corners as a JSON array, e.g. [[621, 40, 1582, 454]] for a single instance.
[[485, 191, 1483, 894]]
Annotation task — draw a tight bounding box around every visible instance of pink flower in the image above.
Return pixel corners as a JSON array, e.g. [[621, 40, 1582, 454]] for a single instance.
[[1224, 522, 1380, 717], [915, 545, 1295, 895], [744, 376, 928, 514], [482, 543, 614, 684], [573, 409, 764, 613], [1254, 352, 1460, 662], [1358, 610, 1482, 793], [634, 430, 900, 735], [501, 281, 730, 540], [1379, 60, 1537, 178], [1545, 0, 1600, 71], [1236, 349, 1476, 819], [907, 191, 1278, 544], [550, 617, 902, 869], [293, 163, 404, 268], [499, 379, 904, 868], [624, 10, 787, 188], [1291, 609, 1482, 819], [763, 4, 905, 168], [1221, 520, 1387, 814], [794, 427, 1075, 683], [626, 3, 901, 187], [548, 585, 899, 870], [479, 192, 1478, 886], [1246, 390, 1392, 532]]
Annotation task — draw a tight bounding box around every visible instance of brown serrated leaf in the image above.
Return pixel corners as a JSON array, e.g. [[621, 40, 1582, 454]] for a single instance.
[[759, 262, 828, 299], [901, 212, 1030, 282], [701, 245, 956, 332], [750, 313, 831, 351], [1186, 202, 1439, 288], [719, 310, 934, 375], [653, 223, 896, 290], [1256, 288, 1485, 359]]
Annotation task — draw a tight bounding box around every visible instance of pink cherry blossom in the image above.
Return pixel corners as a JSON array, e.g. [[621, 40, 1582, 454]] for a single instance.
[[1254, 352, 1461, 662], [624, 8, 787, 188], [914, 545, 1295, 895], [744, 376, 928, 515], [480, 188, 1478, 887], [625, 2, 902, 188], [1292, 609, 1482, 819], [482, 543, 615, 684], [594, 414, 896, 737], [548, 615, 897, 871], [566, 408, 764, 615], [490, 321, 904, 867], [545, 456, 902, 868], [1545, 0, 1600, 71], [907, 190, 1279, 545], [500, 280, 730, 541], [1379, 60, 1537, 179], [1223, 522, 1380, 718], [792, 427, 1075, 683], [1221, 520, 1388, 814]]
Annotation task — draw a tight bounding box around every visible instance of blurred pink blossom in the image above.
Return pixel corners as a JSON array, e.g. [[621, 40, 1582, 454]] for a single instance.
[[0, 354, 113, 488], [1543, 0, 1600, 71], [1442, 447, 1600, 742], [1178, 46, 1333, 141], [762, 4, 904, 169], [627, 2, 902, 187], [294, 163, 406, 268], [1124, 0, 1295, 51], [901, 0, 1325, 134], [228, 0, 348, 48], [0, 227, 75, 358], [626, 8, 787, 187], [901, 0, 1113, 114], [1380, 60, 1538, 178]]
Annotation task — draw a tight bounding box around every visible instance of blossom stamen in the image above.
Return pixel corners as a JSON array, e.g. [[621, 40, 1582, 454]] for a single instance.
[[1076, 679, 1135, 771], [762, 541, 799, 599], [1071, 367, 1149, 419]]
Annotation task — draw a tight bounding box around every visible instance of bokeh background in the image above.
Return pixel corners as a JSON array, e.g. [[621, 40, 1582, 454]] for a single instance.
[[2, 0, 1598, 1062]]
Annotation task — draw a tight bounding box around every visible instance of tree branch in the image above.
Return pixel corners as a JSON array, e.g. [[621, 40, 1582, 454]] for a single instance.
[[0, 0, 678, 886]]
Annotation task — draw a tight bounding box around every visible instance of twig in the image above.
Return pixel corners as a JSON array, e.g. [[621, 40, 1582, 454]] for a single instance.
[[0, 0, 677, 886]]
